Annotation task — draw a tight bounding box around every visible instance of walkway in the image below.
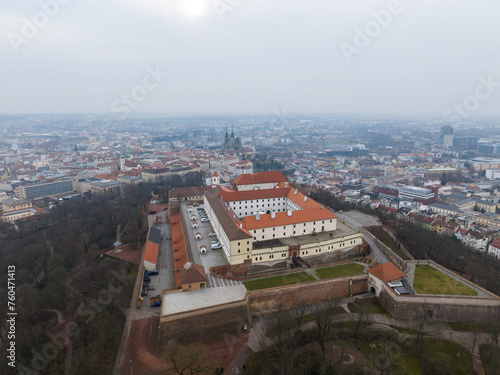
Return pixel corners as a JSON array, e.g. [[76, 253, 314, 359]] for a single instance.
[[335, 211, 390, 264], [230, 294, 491, 375], [206, 273, 242, 288]]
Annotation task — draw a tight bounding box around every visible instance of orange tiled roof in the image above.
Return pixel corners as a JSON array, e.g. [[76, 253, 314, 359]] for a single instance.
[[368, 263, 407, 282], [180, 263, 207, 284], [219, 187, 290, 202], [144, 241, 159, 265], [242, 207, 336, 230], [233, 171, 287, 186]]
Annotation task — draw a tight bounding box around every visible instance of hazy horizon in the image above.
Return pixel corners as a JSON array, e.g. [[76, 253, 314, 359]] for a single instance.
[[2, 0, 500, 118]]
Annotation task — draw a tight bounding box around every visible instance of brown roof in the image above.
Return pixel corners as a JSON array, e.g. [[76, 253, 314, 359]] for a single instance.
[[180, 263, 207, 284], [368, 262, 407, 282], [205, 187, 253, 241], [169, 186, 210, 199], [243, 208, 336, 230], [233, 171, 287, 186], [144, 241, 159, 265], [219, 187, 290, 202]]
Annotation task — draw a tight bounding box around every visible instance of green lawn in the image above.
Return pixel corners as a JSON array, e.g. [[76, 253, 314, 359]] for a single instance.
[[243, 272, 316, 291], [315, 263, 365, 280], [382, 231, 410, 260], [413, 265, 477, 296]]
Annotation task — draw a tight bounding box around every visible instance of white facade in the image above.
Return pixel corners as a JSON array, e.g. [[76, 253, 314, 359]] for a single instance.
[[236, 182, 278, 191], [249, 215, 337, 242], [487, 243, 500, 260], [228, 197, 288, 218]]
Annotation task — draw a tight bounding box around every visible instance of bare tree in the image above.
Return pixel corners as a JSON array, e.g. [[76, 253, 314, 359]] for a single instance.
[[162, 340, 218, 375], [292, 305, 309, 342], [313, 297, 339, 355], [268, 305, 293, 375], [469, 326, 479, 375], [353, 304, 367, 346], [415, 307, 432, 358]]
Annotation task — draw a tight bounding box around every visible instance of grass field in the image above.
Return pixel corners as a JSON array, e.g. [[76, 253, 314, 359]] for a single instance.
[[382, 231, 410, 260], [315, 263, 365, 280], [413, 265, 477, 296], [243, 271, 316, 291]]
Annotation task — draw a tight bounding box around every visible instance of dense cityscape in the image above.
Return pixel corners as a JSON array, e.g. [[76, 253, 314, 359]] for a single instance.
[[2, 1, 500, 374]]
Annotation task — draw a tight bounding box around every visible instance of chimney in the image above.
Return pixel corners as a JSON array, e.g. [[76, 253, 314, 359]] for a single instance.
[[233, 214, 236, 219], [285, 182, 288, 188], [271, 211, 276, 219], [304, 196, 308, 202], [294, 189, 297, 195], [321, 205, 323, 209], [287, 210, 292, 216], [240, 223, 243, 229], [256, 214, 260, 221]]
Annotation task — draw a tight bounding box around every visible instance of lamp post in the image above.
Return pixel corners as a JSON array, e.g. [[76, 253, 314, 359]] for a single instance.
[[129, 360, 133, 375]]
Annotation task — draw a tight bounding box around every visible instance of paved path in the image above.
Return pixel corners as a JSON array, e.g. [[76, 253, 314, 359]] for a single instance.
[[159, 223, 175, 290], [232, 294, 491, 375], [336, 212, 390, 264], [206, 273, 242, 288]]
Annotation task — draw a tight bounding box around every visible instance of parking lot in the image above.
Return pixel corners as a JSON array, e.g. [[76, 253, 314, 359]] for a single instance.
[[180, 202, 241, 288]]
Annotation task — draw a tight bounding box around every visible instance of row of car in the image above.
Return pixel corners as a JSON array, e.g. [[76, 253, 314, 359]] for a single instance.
[[196, 205, 221, 251], [198, 207, 209, 222], [141, 270, 158, 297]]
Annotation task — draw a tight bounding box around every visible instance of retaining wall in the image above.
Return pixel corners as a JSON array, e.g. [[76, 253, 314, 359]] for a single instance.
[[246, 274, 369, 319], [158, 300, 248, 346], [379, 285, 500, 324]]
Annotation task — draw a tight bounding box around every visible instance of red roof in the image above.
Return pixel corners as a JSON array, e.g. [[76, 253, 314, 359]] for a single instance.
[[233, 171, 287, 186], [144, 241, 159, 265], [180, 263, 207, 284], [242, 207, 336, 230], [490, 238, 500, 249], [219, 187, 289, 202], [368, 262, 407, 282]]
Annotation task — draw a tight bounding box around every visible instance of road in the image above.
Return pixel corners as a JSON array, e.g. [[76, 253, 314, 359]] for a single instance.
[[335, 211, 390, 264]]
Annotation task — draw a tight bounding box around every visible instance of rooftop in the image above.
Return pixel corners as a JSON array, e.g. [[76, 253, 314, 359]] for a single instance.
[[148, 226, 161, 244], [252, 220, 359, 249], [233, 171, 287, 186], [162, 284, 247, 316], [368, 262, 407, 282], [242, 207, 337, 230]]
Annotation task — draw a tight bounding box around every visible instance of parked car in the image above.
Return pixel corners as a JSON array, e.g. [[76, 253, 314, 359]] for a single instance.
[[208, 232, 216, 237], [211, 243, 222, 250], [148, 270, 159, 276], [201, 218, 209, 222], [211, 241, 219, 245]]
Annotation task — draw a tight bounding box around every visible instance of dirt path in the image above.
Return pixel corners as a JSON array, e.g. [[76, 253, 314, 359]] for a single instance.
[[122, 317, 167, 375]]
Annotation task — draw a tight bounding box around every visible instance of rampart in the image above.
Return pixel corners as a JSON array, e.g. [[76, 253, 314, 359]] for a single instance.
[[158, 300, 248, 346], [379, 285, 500, 324], [246, 274, 369, 320]]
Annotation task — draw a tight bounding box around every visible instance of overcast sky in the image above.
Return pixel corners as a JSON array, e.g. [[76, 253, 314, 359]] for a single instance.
[[1, 0, 500, 116]]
